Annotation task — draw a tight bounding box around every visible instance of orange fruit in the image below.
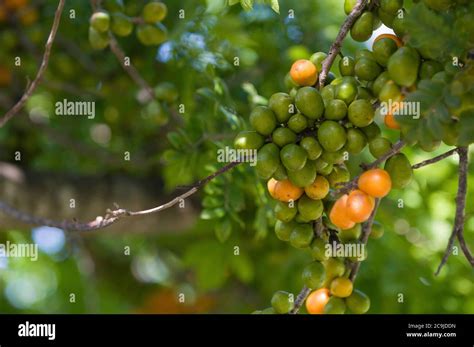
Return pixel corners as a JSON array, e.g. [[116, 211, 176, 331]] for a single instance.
[[304, 175, 329, 200], [384, 113, 400, 130], [290, 59, 318, 87], [306, 288, 330, 314], [329, 194, 356, 230], [358, 168, 392, 198], [267, 178, 304, 202], [373, 33, 403, 48], [346, 189, 375, 223]]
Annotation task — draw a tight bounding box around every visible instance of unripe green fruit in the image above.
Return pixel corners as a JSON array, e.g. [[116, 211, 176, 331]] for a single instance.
[[360, 122, 381, 141], [370, 221, 384, 239], [275, 220, 296, 241], [89, 27, 109, 50], [369, 137, 392, 159], [103, 0, 124, 12], [90, 11, 110, 33], [318, 121, 347, 152], [298, 195, 324, 221], [143, 1, 168, 23], [320, 149, 346, 165], [324, 258, 346, 281], [234, 131, 264, 150], [271, 291, 294, 314], [348, 99, 375, 127], [250, 106, 277, 136], [339, 56, 355, 76], [345, 128, 367, 155], [355, 49, 375, 61], [324, 297, 346, 314], [419, 139, 441, 152], [287, 113, 308, 133], [315, 159, 333, 175], [281, 144, 307, 171], [261, 307, 276, 314], [377, 7, 396, 27], [351, 12, 374, 42], [384, 153, 413, 189], [391, 11, 407, 38], [275, 201, 297, 222], [373, 38, 398, 67], [285, 72, 299, 90], [325, 99, 348, 120], [256, 143, 280, 179], [290, 223, 314, 248], [380, 0, 403, 15], [273, 163, 288, 180], [295, 87, 325, 119], [379, 80, 401, 103], [288, 160, 317, 188], [300, 137, 323, 160], [111, 13, 133, 37], [327, 165, 350, 188], [346, 289, 371, 314], [344, 0, 358, 15], [309, 51, 327, 71], [321, 85, 336, 107], [269, 92, 294, 123], [336, 78, 358, 105], [311, 238, 329, 262], [387, 47, 421, 87], [356, 86, 374, 101], [136, 23, 168, 46], [372, 71, 390, 96], [272, 127, 297, 147], [339, 223, 362, 242], [302, 262, 326, 289], [355, 58, 382, 81]]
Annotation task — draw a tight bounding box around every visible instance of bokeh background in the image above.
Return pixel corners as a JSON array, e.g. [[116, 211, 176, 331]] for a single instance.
[[0, 0, 473, 313]]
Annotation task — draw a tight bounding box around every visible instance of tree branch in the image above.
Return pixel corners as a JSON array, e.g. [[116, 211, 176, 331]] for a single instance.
[[0, 162, 242, 231], [289, 286, 311, 314], [411, 148, 458, 169], [0, 0, 65, 127], [318, 0, 368, 88]]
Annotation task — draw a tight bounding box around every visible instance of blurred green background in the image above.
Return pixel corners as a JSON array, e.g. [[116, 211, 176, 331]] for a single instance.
[[0, 0, 473, 314]]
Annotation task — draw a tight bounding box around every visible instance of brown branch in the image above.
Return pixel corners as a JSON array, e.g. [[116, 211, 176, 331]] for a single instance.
[[289, 286, 311, 314], [436, 146, 473, 275], [318, 0, 368, 88], [0, 0, 65, 127], [0, 161, 242, 232], [411, 148, 458, 169]]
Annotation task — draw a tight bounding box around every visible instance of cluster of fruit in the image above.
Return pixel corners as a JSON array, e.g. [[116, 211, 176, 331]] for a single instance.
[[89, 1, 168, 50], [0, 0, 38, 27]]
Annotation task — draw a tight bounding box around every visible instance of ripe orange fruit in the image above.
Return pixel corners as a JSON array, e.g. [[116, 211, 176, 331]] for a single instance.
[[290, 59, 318, 87], [306, 288, 330, 314], [373, 33, 403, 48], [384, 113, 400, 130], [329, 194, 356, 230], [346, 189, 375, 223], [358, 168, 392, 198], [304, 175, 330, 200], [267, 178, 304, 202]]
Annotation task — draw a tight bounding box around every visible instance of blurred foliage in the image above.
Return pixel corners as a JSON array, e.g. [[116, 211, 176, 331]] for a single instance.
[[0, 0, 473, 314]]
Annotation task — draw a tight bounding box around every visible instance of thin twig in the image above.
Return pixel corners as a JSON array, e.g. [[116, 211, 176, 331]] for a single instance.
[[411, 148, 458, 169], [289, 286, 311, 314], [0, 0, 65, 127], [318, 0, 368, 88]]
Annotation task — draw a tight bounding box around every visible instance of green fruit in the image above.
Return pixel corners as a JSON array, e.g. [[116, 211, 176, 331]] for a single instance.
[[89, 27, 109, 50], [111, 13, 133, 37], [379, 80, 401, 103], [154, 82, 178, 103], [369, 137, 392, 159], [324, 297, 346, 314], [300, 137, 323, 160], [325, 99, 348, 120], [272, 127, 297, 147], [325, 72, 337, 85], [273, 163, 288, 180], [290, 224, 314, 248], [372, 71, 390, 96], [392, 11, 407, 38], [269, 92, 294, 123], [419, 139, 441, 152], [377, 7, 396, 27], [357, 86, 374, 101], [288, 160, 317, 188], [143, 1, 168, 23], [372, 13, 382, 30], [261, 307, 276, 314], [275, 220, 296, 241], [344, 0, 358, 14], [350, 12, 374, 42], [384, 153, 413, 189], [345, 128, 367, 154], [370, 221, 384, 239], [355, 49, 375, 61], [321, 85, 336, 106], [285, 72, 299, 90], [271, 291, 294, 314], [250, 106, 277, 136], [318, 121, 347, 152], [136, 23, 167, 46], [321, 150, 346, 165], [355, 58, 382, 81], [256, 143, 280, 179], [90, 11, 110, 33], [309, 52, 327, 71], [302, 262, 326, 289], [339, 224, 362, 242], [311, 238, 329, 261], [327, 165, 350, 188], [287, 113, 308, 133], [346, 289, 371, 314], [339, 56, 355, 76], [275, 201, 297, 222], [234, 131, 264, 150], [295, 213, 312, 223], [373, 38, 398, 66], [423, 0, 454, 11], [324, 258, 346, 280], [432, 71, 449, 83], [419, 60, 443, 80], [348, 99, 374, 127], [103, 0, 124, 12], [336, 78, 358, 105], [281, 144, 308, 171], [298, 195, 324, 221], [387, 47, 421, 87], [295, 87, 324, 119], [361, 122, 381, 141], [380, 0, 403, 15]]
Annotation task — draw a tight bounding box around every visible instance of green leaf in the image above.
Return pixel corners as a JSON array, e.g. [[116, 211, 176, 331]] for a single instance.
[[268, 0, 279, 13], [200, 208, 226, 220], [229, 0, 240, 5], [229, 252, 254, 283], [240, 0, 254, 11], [215, 219, 232, 242], [202, 195, 224, 208]]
